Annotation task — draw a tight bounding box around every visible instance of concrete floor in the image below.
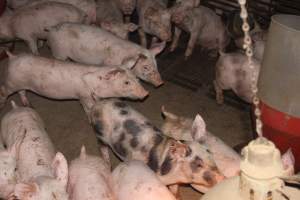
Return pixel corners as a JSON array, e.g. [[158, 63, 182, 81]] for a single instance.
[[0, 42, 253, 200]]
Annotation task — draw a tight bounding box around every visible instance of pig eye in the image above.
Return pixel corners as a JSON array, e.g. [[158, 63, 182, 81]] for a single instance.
[[124, 81, 130, 85]]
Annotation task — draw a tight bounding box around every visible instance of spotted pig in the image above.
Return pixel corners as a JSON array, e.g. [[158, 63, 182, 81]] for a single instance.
[[89, 99, 225, 197]]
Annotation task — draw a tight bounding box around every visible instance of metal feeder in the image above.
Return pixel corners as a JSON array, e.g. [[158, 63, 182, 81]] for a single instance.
[[202, 137, 300, 200], [258, 14, 300, 171]]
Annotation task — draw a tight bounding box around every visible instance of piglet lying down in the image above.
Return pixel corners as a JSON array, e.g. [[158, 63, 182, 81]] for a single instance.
[[0, 52, 148, 115]]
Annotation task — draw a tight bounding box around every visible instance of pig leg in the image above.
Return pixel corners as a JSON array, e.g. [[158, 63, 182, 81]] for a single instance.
[[213, 80, 224, 104], [18, 90, 31, 107], [168, 184, 181, 200], [170, 27, 182, 52], [185, 30, 199, 59], [138, 28, 147, 48], [26, 38, 39, 55]]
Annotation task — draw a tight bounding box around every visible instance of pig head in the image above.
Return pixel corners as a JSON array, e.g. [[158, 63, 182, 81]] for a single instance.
[[114, 0, 136, 15], [143, 6, 172, 42], [170, 0, 200, 24], [161, 107, 296, 178], [14, 152, 69, 200]]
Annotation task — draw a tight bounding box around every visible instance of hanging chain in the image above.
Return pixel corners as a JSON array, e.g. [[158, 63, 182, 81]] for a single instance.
[[238, 0, 263, 137]]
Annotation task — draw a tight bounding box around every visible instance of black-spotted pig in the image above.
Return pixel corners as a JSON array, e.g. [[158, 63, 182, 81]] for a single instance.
[[136, 0, 172, 48], [90, 99, 225, 196], [0, 2, 87, 54], [46, 23, 165, 86], [170, 6, 229, 58], [1, 102, 69, 200], [0, 52, 148, 116], [161, 107, 296, 179], [96, 0, 138, 39]]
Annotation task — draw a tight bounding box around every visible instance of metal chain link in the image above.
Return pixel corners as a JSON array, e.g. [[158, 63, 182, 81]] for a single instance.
[[238, 0, 263, 137]]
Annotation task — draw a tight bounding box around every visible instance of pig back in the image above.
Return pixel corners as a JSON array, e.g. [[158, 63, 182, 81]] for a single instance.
[[11, 2, 86, 39], [68, 154, 115, 200], [112, 161, 176, 200], [0, 107, 55, 181], [47, 23, 143, 65]]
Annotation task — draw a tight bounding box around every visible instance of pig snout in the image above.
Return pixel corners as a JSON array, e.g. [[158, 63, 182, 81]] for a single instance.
[[151, 74, 164, 87], [171, 13, 184, 24], [203, 169, 225, 187], [136, 87, 149, 99], [122, 6, 133, 15]]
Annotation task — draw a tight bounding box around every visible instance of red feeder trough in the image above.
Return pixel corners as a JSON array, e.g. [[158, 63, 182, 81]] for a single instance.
[[258, 15, 300, 172]]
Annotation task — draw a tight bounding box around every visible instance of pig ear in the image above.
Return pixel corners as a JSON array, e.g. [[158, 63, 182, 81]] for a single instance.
[[161, 106, 178, 121], [105, 68, 126, 80], [169, 140, 189, 160], [80, 145, 87, 160], [52, 152, 68, 188], [150, 41, 166, 56], [126, 23, 138, 32], [121, 56, 139, 70], [14, 182, 38, 199], [191, 114, 207, 141], [282, 148, 295, 176]]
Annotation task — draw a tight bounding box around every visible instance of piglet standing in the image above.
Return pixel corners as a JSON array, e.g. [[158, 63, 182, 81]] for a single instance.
[[0, 52, 148, 115], [0, 102, 69, 200], [46, 23, 164, 86], [0, 2, 87, 54], [68, 146, 116, 200], [136, 0, 172, 47], [113, 161, 176, 200], [0, 116, 24, 199], [170, 5, 229, 58], [213, 52, 261, 104], [90, 99, 224, 196], [96, 0, 138, 39]]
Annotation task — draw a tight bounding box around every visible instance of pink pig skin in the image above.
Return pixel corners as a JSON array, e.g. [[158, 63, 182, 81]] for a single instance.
[[0, 120, 24, 199], [67, 146, 116, 200], [113, 161, 176, 200], [170, 6, 229, 58], [96, 0, 138, 39], [112, 0, 136, 16], [46, 23, 165, 86], [0, 52, 148, 115], [161, 108, 296, 179], [214, 52, 261, 104], [0, 103, 69, 200], [0, 2, 87, 54], [136, 0, 172, 48]]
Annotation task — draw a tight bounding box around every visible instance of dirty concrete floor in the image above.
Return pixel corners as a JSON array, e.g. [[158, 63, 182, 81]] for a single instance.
[[0, 42, 253, 200]]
